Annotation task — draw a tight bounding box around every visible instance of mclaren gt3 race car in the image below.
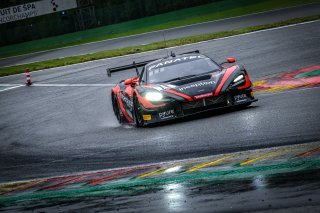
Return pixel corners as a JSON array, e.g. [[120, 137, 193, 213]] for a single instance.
[[107, 50, 257, 127]]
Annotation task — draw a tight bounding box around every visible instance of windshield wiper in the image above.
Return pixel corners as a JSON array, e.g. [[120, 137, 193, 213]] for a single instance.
[[163, 75, 197, 83]]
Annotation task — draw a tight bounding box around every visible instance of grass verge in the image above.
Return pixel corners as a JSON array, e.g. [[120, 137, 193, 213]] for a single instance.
[[0, 15, 319, 77], [0, 0, 319, 58]]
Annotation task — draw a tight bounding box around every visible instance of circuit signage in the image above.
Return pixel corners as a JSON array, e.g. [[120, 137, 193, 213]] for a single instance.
[[0, 0, 77, 24]]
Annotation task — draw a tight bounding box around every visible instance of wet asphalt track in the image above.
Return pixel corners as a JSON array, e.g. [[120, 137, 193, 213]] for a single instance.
[[0, 20, 320, 183], [0, 3, 319, 67], [1, 142, 320, 212]]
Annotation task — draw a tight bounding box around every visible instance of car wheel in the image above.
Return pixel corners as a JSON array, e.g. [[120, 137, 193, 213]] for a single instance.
[[112, 93, 124, 123], [133, 95, 145, 127]]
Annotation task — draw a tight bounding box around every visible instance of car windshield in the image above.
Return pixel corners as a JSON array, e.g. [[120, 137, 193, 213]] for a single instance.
[[146, 57, 220, 83]]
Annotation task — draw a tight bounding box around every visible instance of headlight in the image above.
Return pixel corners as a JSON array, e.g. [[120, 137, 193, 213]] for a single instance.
[[233, 74, 244, 83], [145, 92, 163, 101]]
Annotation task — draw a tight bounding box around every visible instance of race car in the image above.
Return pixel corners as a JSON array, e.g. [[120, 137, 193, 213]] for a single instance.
[[107, 50, 257, 127]]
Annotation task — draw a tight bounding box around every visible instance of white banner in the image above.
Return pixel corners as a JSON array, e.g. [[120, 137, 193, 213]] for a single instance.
[[0, 0, 78, 24]]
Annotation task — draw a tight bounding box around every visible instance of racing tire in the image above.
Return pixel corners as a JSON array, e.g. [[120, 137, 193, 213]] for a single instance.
[[112, 93, 124, 124], [133, 95, 145, 127]]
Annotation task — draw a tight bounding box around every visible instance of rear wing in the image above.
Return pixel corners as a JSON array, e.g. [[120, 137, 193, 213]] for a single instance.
[[106, 50, 200, 77], [107, 60, 154, 77]]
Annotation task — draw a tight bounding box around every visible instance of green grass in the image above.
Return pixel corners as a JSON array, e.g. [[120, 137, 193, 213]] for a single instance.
[[0, 0, 319, 59], [0, 15, 319, 77]]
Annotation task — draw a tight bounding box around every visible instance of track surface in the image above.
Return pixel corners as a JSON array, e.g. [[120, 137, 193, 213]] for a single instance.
[[0, 3, 319, 67], [1, 142, 320, 212], [0, 20, 320, 183]]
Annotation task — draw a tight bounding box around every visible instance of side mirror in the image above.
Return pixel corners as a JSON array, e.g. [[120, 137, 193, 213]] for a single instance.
[[227, 57, 236, 63], [124, 78, 133, 85], [124, 77, 139, 86]]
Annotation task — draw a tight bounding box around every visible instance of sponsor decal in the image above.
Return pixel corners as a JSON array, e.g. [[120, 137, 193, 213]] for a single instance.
[[178, 80, 215, 91], [194, 93, 214, 100], [234, 94, 247, 103], [148, 55, 205, 70], [120, 93, 133, 110], [159, 109, 175, 120]]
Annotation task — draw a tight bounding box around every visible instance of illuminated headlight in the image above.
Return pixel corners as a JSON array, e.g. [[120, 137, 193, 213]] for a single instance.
[[233, 74, 244, 83], [145, 92, 163, 101]]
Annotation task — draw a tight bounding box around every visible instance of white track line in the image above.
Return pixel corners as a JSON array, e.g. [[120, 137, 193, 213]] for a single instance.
[[0, 85, 24, 92], [0, 83, 115, 92], [0, 19, 319, 79], [0, 83, 115, 87], [31, 83, 115, 87], [0, 84, 23, 87]]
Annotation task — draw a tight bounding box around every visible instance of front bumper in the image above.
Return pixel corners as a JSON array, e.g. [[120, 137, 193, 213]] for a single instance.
[[140, 88, 257, 125]]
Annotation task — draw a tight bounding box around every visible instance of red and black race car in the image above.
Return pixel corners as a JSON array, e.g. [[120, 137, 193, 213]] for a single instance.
[[107, 50, 257, 127]]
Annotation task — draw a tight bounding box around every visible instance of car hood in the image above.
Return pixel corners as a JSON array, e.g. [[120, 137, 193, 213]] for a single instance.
[[138, 65, 242, 100], [148, 72, 222, 97]]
